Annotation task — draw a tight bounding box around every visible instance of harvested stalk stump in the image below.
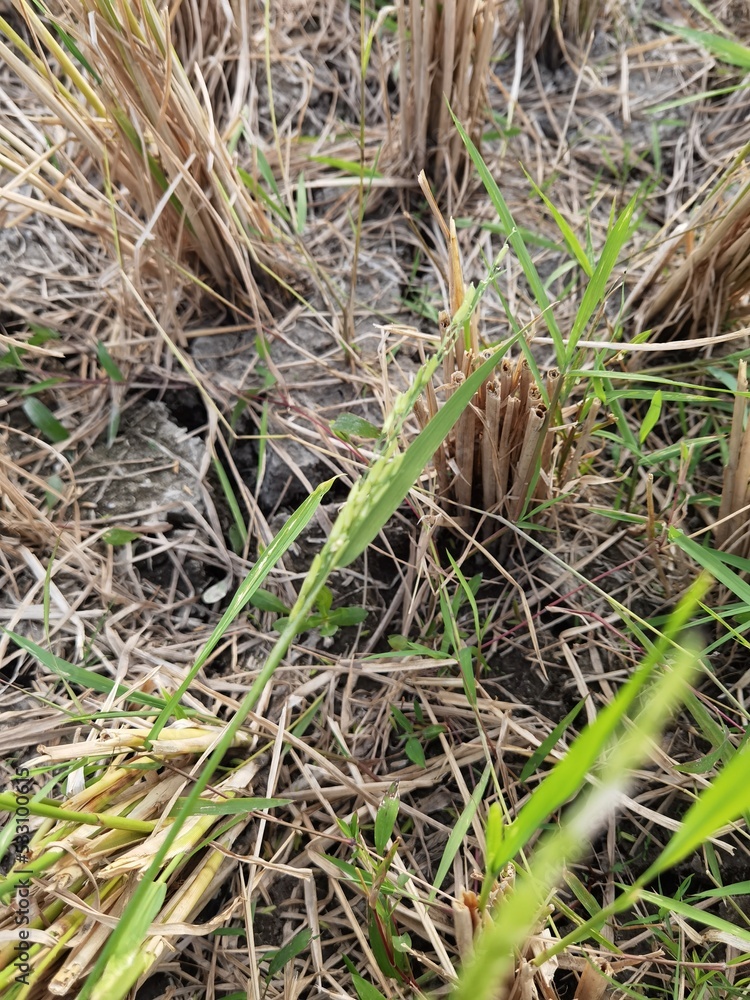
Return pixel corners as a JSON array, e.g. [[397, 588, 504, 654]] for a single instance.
[[416, 333, 559, 524]]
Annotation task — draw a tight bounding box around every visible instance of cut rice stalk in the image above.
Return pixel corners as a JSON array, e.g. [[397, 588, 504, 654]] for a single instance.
[[0, 736, 265, 998], [395, 0, 502, 184]]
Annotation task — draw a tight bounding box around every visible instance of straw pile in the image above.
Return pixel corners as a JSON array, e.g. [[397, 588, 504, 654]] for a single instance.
[[0, 727, 260, 999]]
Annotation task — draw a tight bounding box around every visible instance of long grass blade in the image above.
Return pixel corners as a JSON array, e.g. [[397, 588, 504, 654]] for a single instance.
[[490, 573, 711, 872], [450, 612, 706, 1000], [449, 108, 565, 363]]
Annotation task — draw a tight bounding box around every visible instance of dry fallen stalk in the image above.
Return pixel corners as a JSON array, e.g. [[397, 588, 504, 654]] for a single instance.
[[716, 359, 750, 555], [0, 728, 263, 997]]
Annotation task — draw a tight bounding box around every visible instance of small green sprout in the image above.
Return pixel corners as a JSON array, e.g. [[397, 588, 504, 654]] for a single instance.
[[391, 701, 446, 768], [264, 584, 367, 639]]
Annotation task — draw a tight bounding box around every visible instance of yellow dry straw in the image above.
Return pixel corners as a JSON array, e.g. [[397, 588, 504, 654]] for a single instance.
[[717, 358, 750, 553], [0, 739, 262, 998]]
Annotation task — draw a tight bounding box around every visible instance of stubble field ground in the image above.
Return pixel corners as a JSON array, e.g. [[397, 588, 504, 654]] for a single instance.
[[3, 1, 750, 998]]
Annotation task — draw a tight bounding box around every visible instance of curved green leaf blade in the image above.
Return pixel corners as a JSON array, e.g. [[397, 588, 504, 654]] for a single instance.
[[23, 397, 68, 442]]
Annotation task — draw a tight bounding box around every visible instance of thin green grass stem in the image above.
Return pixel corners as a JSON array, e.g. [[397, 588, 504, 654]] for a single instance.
[[0, 792, 154, 834]]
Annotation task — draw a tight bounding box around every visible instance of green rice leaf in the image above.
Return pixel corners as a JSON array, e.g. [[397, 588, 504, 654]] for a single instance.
[[567, 195, 636, 361], [642, 740, 750, 880], [96, 340, 125, 381], [451, 625, 704, 1000], [432, 764, 492, 895], [23, 397, 68, 442], [20, 377, 65, 395], [405, 736, 426, 768], [524, 170, 593, 277], [564, 870, 602, 917], [638, 888, 750, 946], [520, 700, 586, 782], [485, 802, 504, 873], [237, 165, 291, 223], [458, 646, 476, 707], [90, 882, 167, 1000], [684, 0, 736, 33], [450, 107, 565, 361], [295, 171, 307, 233], [673, 740, 730, 774], [695, 879, 750, 899], [27, 323, 60, 345], [4, 630, 169, 710], [350, 973, 389, 1000], [212, 456, 248, 549], [45, 473, 65, 509], [657, 21, 750, 69], [330, 341, 513, 569], [249, 588, 289, 614], [374, 782, 400, 856], [491, 574, 710, 873], [148, 476, 335, 740], [265, 928, 313, 978], [309, 154, 382, 179], [668, 527, 750, 605], [186, 797, 290, 815], [332, 413, 381, 439], [255, 146, 281, 197]]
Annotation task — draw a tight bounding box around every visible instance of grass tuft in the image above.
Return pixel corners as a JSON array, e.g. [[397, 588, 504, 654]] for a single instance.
[[0, 0, 297, 312]]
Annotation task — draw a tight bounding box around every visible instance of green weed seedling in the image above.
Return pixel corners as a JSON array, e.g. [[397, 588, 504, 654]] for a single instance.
[[261, 928, 313, 985], [374, 783, 400, 857], [331, 412, 382, 443], [329, 808, 415, 990], [387, 565, 488, 711], [254, 584, 368, 639], [408, 567, 483, 656], [386, 563, 488, 706], [0, 322, 59, 370], [390, 701, 446, 769], [22, 397, 69, 444]]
